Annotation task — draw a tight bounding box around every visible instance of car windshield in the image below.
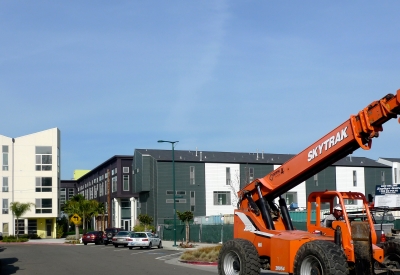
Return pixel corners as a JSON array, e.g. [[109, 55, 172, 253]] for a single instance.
[[132, 232, 147, 238], [86, 231, 97, 234], [116, 231, 130, 236]]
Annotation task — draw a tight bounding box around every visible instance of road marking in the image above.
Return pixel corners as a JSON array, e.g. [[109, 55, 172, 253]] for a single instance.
[[155, 252, 182, 260]]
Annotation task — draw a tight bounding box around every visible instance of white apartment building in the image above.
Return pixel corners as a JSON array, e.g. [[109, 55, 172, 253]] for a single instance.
[[0, 128, 60, 238]]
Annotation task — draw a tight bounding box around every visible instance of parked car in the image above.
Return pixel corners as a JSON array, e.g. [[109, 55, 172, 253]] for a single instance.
[[0, 232, 3, 241], [112, 231, 134, 248], [82, 231, 104, 245], [103, 228, 123, 245], [127, 232, 162, 249]]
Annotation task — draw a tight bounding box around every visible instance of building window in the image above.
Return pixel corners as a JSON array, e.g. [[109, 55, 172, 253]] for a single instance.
[[60, 188, 66, 207], [344, 199, 356, 205], [176, 191, 186, 195], [99, 183, 103, 197], [15, 219, 24, 235], [123, 175, 129, 191], [28, 220, 37, 234], [36, 177, 52, 192], [381, 171, 386, 185], [123, 167, 129, 173], [166, 190, 174, 195], [190, 166, 195, 185], [213, 191, 231, 205], [226, 167, 231, 185], [112, 176, 117, 192], [395, 168, 398, 184], [2, 177, 8, 192], [314, 174, 318, 186], [35, 198, 52, 213], [2, 145, 8, 171], [2, 199, 8, 214], [68, 188, 74, 199], [35, 146, 52, 171], [190, 191, 195, 212], [166, 199, 186, 203], [248, 167, 254, 182], [353, 170, 357, 187]]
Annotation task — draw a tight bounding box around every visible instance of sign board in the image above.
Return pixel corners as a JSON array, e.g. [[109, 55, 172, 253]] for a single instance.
[[70, 214, 82, 225], [375, 185, 400, 207]]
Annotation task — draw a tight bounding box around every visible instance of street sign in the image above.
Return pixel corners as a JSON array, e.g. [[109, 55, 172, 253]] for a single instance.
[[70, 214, 82, 225]]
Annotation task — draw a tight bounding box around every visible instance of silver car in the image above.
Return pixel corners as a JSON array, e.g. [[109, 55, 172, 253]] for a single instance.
[[127, 232, 162, 249], [111, 231, 133, 248]]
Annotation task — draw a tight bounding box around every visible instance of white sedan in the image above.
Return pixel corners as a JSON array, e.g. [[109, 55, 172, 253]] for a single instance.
[[127, 232, 162, 249]]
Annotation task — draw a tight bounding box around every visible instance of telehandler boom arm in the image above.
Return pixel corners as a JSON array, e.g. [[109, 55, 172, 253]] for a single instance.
[[238, 90, 400, 204]]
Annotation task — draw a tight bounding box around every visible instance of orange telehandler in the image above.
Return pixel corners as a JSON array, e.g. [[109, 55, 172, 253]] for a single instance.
[[218, 90, 400, 275]]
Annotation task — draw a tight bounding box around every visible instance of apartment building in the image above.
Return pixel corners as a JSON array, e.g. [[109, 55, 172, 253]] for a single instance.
[[0, 128, 60, 238]]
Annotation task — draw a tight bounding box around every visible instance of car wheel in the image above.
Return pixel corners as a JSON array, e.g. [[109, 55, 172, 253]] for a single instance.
[[124, 244, 127, 247], [148, 242, 152, 249], [129, 247, 133, 250], [114, 244, 118, 248], [158, 241, 162, 249], [140, 246, 143, 249], [104, 241, 108, 246], [84, 243, 87, 245]]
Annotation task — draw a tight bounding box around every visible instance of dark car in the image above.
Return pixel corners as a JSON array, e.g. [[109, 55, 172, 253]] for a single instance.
[[82, 231, 104, 245], [103, 228, 123, 245]]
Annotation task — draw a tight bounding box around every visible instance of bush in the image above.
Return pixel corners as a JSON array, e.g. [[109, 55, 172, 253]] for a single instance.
[[133, 224, 155, 232], [2, 235, 29, 242], [65, 234, 82, 241], [180, 245, 221, 262]]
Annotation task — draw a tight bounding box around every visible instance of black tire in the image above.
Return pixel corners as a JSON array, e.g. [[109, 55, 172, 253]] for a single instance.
[[83, 242, 87, 245], [140, 246, 143, 249], [124, 244, 127, 247], [104, 241, 108, 246], [129, 247, 133, 250], [114, 244, 118, 248], [148, 242, 152, 249], [382, 240, 400, 269], [293, 241, 349, 275], [218, 239, 260, 275], [158, 241, 162, 249]]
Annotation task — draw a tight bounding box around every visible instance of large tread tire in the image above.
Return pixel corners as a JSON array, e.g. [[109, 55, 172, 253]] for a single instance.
[[158, 241, 162, 249], [293, 240, 349, 275], [218, 238, 260, 275], [382, 240, 400, 269]]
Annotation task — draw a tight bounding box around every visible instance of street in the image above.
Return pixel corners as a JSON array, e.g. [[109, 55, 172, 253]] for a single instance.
[[0, 243, 282, 275], [0, 243, 217, 275]]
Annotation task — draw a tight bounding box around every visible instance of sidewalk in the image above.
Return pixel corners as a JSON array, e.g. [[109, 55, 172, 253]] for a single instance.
[[26, 238, 220, 251]]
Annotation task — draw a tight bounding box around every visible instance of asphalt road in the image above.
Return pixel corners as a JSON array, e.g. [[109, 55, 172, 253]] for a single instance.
[[0, 243, 282, 275], [0, 243, 218, 275]]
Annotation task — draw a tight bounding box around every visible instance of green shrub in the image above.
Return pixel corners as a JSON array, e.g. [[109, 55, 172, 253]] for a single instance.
[[133, 224, 155, 232], [180, 245, 221, 263], [2, 235, 29, 242]]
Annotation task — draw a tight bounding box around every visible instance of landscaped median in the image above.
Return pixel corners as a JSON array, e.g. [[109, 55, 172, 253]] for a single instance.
[[179, 244, 221, 265]]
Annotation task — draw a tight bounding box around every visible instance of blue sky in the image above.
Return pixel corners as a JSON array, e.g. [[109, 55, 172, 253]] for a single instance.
[[1, 1, 399, 180]]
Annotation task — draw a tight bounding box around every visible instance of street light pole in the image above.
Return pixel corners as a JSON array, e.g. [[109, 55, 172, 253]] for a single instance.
[[158, 140, 179, 247]]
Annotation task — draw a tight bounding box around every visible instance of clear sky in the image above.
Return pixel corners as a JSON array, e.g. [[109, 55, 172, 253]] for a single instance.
[[1, 1, 399, 180]]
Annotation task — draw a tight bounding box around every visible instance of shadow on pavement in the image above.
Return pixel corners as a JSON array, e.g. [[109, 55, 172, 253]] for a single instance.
[[0, 257, 20, 274]]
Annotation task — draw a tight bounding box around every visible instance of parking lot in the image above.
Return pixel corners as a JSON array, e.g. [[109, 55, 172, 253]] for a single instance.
[[0, 243, 218, 275]]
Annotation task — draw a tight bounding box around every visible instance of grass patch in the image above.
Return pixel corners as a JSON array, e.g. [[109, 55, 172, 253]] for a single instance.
[[180, 245, 222, 263], [2, 236, 29, 242]]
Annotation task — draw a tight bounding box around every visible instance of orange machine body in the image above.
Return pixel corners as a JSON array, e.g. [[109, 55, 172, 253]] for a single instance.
[[233, 90, 400, 273]]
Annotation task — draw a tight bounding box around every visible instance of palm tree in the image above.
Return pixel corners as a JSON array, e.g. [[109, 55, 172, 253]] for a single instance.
[[10, 202, 35, 240], [63, 194, 85, 239]]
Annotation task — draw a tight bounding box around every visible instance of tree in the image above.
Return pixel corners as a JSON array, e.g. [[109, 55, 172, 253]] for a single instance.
[[138, 214, 153, 231], [96, 202, 106, 231], [176, 211, 193, 244], [10, 201, 35, 239], [228, 169, 242, 208]]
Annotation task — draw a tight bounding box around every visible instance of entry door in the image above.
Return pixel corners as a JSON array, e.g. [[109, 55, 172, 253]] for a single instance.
[[46, 224, 52, 237], [122, 220, 130, 231]]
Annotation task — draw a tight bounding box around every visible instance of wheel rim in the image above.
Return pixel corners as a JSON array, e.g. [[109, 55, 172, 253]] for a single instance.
[[300, 255, 323, 275], [222, 250, 241, 275]]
